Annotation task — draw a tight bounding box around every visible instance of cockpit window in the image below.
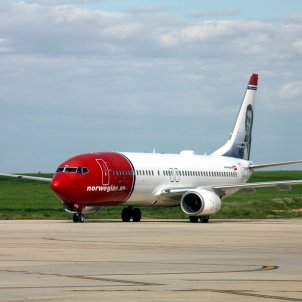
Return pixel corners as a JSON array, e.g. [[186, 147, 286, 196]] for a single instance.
[[65, 167, 77, 173], [56, 167, 89, 174], [77, 167, 89, 174]]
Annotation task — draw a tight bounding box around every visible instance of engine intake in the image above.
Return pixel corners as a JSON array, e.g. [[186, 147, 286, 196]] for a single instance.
[[180, 188, 221, 216]]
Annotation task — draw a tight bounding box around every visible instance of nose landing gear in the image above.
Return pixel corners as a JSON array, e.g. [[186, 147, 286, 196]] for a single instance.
[[73, 212, 85, 223]]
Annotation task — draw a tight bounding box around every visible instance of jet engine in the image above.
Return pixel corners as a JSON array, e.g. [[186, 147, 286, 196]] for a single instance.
[[180, 188, 221, 216]]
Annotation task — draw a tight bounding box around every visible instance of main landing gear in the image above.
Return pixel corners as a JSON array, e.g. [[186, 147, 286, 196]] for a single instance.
[[189, 216, 209, 223], [121, 206, 141, 222], [73, 212, 85, 223]]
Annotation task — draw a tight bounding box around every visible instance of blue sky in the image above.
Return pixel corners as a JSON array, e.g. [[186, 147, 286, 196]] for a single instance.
[[86, 0, 302, 18], [1, 0, 302, 172]]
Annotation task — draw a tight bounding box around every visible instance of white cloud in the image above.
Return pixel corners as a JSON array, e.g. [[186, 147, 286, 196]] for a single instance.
[[0, 2, 302, 171], [279, 81, 302, 99], [24, 0, 103, 4], [292, 39, 302, 53], [189, 9, 240, 18], [0, 3, 301, 60]]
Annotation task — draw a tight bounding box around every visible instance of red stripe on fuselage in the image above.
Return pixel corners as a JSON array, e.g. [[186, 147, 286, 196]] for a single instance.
[[51, 152, 135, 207]]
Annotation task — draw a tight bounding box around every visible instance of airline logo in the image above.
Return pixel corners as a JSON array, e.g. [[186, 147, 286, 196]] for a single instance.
[[87, 185, 127, 192], [83, 152, 135, 204], [224, 165, 238, 171], [96, 159, 110, 185]]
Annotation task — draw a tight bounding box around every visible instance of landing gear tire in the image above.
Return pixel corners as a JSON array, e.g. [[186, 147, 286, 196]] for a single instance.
[[189, 216, 199, 223], [121, 207, 141, 222], [73, 213, 79, 223], [200, 216, 209, 223], [121, 207, 132, 222], [79, 214, 85, 223], [73, 212, 84, 223], [132, 208, 141, 222]]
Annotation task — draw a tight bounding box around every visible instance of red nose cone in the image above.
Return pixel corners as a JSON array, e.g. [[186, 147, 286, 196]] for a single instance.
[[51, 174, 77, 202], [51, 179, 63, 194]]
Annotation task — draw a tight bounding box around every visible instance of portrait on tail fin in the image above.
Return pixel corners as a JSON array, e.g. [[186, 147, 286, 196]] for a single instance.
[[238, 104, 253, 160], [211, 73, 258, 160]]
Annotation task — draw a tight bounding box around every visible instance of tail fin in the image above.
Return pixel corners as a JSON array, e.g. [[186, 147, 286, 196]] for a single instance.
[[211, 73, 258, 160]]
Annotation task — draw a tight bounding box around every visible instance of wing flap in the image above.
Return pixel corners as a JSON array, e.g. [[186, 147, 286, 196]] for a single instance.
[[154, 186, 196, 201]]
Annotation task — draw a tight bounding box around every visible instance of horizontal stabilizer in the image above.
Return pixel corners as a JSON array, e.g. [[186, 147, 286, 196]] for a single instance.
[[250, 160, 302, 169]]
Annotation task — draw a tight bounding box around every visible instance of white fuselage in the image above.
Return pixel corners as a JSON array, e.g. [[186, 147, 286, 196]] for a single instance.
[[122, 151, 252, 207]]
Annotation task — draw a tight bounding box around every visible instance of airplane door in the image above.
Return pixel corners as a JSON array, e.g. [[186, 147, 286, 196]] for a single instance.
[[237, 162, 247, 182], [169, 168, 180, 182], [169, 168, 174, 182], [96, 159, 110, 185]]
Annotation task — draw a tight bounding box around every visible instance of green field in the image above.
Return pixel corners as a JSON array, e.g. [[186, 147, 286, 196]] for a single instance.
[[1, 171, 302, 220]]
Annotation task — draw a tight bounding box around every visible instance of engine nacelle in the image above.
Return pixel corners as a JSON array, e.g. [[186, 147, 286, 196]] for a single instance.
[[180, 188, 221, 216]]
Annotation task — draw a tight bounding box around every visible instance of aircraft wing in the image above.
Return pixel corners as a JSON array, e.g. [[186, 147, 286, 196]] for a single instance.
[[157, 179, 302, 199], [0, 173, 52, 182], [211, 179, 302, 196]]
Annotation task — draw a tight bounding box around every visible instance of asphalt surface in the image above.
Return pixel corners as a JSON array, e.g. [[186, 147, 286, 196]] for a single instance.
[[1, 219, 302, 301]]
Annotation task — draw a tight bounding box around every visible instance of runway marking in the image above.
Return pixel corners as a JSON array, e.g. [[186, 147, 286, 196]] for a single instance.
[[93, 265, 278, 276], [66, 275, 162, 286], [60, 288, 302, 302], [183, 279, 302, 283], [180, 289, 302, 302], [0, 269, 162, 287], [0, 263, 278, 278], [0, 264, 297, 300]]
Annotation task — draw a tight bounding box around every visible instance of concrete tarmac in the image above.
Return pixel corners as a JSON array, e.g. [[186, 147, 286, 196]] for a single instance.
[[0, 219, 302, 302]]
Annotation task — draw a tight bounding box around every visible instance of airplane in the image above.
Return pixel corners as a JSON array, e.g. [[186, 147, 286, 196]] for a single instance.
[[1, 73, 302, 223]]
